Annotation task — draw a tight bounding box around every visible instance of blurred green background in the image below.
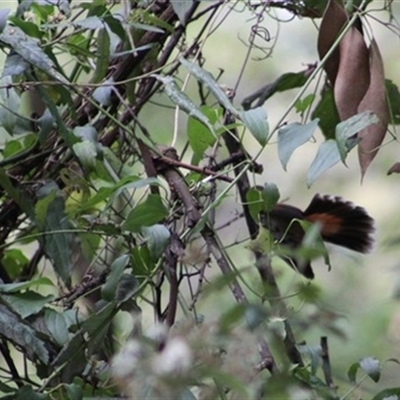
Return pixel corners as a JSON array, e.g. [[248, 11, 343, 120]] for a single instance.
[[179, 2, 400, 392], [1, 0, 400, 394]]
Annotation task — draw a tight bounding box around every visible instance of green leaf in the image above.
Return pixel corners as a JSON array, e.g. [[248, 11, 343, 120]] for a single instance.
[[0, 277, 54, 293], [115, 178, 163, 195], [179, 57, 237, 116], [2, 248, 29, 279], [44, 309, 71, 346], [93, 78, 114, 106], [8, 16, 43, 39], [0, 75, 20, 135], [311, 86, 340, 139], [3, 139, 22, 158], [104, 13, 125, 42], [66, 32, 90, 58], [0, 168, 33, 215], [171, 0, 193, 25], [51, 330, 87, 379], [247, 226, 274, 254], [82, 301, 116, 336], [131, 245, 156, 277], [154, 74, 216, 137], [0, 379, 14, 393], [0, 9, 10, 35], [246, 187, 264, 223], [296, 283, 322, 304], [0, 298, 49, 363], [296, 220, 330, 270], [386, 79, 400, 124], [360, 356, 381, 383], [92, 27, 110, 83], [130, 22, 165, 33], [73, 125, 97, 142], [142, 224, 170, 260], [35, 187, 57, 229], [187, 105, 220, 163], [242, 69, 311, 109], [371, 388, 400, 400], [31, 3, 54, 22], [348, 357, 381, 384], [53, 302, 117, 372], [65, 382, 84, 400], [76, 176, 161, 214], [15, 385, 45, 400], [37, 110, 55, 143], [115, 274, 139, 303], [246, 183, 279, 224], [35, 183, 74, 284], [122, 194, 168, 232], [82, 2, 107, 16], [101, 254, 130, 301], [307, 139, 341, 187], [262, 182, 280, 212], [2, 292, 54, 318], [278, 119, 319, 170], [335, 112, 378, 163], [135, 10, 174, 33], [73, 141, 98, 169], [78, 231, 101, 262], [274, 70, 310, 92], [75, 16, 104, 30], [239, 107, 269, 146], [297, 344, 322, 375], [0, 25, 62, 80], [295, 93, 316, 113], [72, 125, 102, 169], [111, 43, 156, 58], [2, 53, 29, 77]]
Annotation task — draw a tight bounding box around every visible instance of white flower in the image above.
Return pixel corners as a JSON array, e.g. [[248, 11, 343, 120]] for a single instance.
[[111, 340, 143, 382], [152, 337, 193, 376], [145, 323, 168, 347]]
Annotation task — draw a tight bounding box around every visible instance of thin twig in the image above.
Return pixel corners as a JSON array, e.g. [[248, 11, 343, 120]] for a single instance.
[[321, 336, 335, 389], [155, 153, 233, 183], [0, 340, 23, 388], [255, 252, 303, 366], [164, 233, 185, 327], [221, 111, 302, 368]]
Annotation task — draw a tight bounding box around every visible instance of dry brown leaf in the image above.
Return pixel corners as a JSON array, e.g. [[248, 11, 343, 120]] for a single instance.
[[334, 27, 370, 121], [317, 0, 348, 85], [387, 162, 400, 175], [357, 39, 389, 178]]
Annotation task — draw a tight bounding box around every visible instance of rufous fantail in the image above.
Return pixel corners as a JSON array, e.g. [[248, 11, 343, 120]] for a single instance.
[[260, 194, 375, 279]]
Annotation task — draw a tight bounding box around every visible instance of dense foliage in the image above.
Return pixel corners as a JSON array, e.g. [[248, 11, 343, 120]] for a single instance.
[[0, 0, 399, 399]]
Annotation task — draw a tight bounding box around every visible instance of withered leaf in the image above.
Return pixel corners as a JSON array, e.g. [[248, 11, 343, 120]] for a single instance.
[[317, 0, 348, 85], [387, 162, 400, 175], [358, 39, 389, 178], [334, 27, 370, 121]]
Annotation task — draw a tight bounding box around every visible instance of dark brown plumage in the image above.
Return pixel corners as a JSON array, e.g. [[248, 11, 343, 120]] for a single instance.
[[261, 194, 375, 279]]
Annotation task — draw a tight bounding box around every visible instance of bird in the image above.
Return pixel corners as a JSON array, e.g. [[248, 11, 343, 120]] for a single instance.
[[259, 194, 375, 279]]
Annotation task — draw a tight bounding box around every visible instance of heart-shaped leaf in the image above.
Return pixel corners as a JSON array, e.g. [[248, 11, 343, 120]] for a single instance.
[[335, 111, 378, 163], [307, 139, 341, 186], [239, 107, 269, 146], [278, 119, 319, 170]]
